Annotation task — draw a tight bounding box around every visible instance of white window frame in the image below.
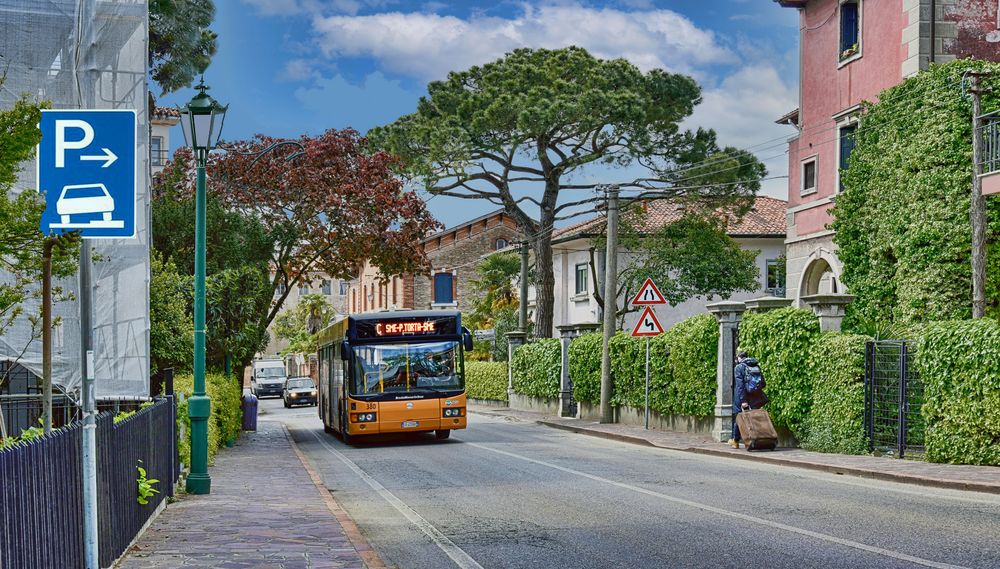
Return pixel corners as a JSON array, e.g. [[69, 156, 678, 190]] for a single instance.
[[838, 0, 863, 68], [150, 135, 164, 166], [574, 263, 589, 297], [800, 156, 818, 197]]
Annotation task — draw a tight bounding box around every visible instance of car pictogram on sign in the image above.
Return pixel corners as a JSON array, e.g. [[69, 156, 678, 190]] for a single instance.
[[51, 183, 124, 229]]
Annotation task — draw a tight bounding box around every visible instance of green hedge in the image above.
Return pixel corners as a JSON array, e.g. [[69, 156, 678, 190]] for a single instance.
[[738, 308, 820, 438], [569, 333, 602, 404], [664, 314, 718, 416], [174, 372, 243, 469], [569, 314, 717, 417], [511, 338, 561, 399], [800, 333, 869, 454], [916, 320, 1000, 465], [465, 361, 509, 401]]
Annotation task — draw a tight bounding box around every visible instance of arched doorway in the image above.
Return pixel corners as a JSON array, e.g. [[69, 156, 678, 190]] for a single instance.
[[800, 256, 841, 297]]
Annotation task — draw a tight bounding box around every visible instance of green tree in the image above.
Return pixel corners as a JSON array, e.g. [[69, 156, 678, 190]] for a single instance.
[[371, 46, 764, 338], [150, 250, 192, 375], [466, 252, 523, 330], [203, 265, 272, 371], [590, 206, 760, 324], [273, 294, 336, 355], [831, 60, 1000, 327], [149, 0, 218, 94]]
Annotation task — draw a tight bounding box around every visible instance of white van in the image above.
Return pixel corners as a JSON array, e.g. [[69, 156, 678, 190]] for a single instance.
[[250, 359, 287, 398]]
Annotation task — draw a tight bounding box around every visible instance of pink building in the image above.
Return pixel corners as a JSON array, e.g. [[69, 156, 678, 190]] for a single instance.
[[777, 0, 1000, 304]]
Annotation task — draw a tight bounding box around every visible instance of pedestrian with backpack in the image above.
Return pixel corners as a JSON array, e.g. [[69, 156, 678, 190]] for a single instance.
[[729, 351, 770, 449]]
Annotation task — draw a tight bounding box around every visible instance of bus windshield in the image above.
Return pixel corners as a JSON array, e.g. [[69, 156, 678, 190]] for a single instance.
[[351, 341, 463, 395]]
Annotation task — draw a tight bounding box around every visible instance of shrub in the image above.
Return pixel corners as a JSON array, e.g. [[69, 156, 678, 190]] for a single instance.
[[465, 361, 509, 401], [915, 320, 1000, 465], [570, 333, 603, 404], [174, 372, 243, 469], [467, 338, 493, 362], [664, 314, 718, 416], [511, 338, 561, 399], [801, 333, 869, 454], [738, 308, 820, 438]]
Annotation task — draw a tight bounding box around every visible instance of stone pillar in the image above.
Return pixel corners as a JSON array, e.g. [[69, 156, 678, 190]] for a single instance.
[[706, 301, 746, 442], [801, 294, 855, 332], [506, 331, 528, 401], [556, 323, 600, 418], [744, 296, 794, 314]]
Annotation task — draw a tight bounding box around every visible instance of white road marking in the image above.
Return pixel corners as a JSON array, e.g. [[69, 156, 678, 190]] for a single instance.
[[468, 442, 970, 569], [309, 430, 485, 569]]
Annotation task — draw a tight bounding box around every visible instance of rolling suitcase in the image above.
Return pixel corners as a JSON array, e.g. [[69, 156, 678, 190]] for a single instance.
[[736, 408, 778, 451]]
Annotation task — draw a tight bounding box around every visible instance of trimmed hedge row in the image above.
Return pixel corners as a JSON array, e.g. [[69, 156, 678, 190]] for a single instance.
[[800, 333, 869, 454], [465, 361, 509, 402], [738, 308, 820, 438], [567, 314, 718, 417], [510, 338, 562, 399], [915, 319, 1000, 465], [175, 372, 243, 469]]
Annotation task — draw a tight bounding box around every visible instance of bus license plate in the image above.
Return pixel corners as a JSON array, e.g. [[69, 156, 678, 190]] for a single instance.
[[402, 421, 419, 428]]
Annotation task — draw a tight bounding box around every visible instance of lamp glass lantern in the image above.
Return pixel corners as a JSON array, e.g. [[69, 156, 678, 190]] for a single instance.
[[178, 79, 228, 152]]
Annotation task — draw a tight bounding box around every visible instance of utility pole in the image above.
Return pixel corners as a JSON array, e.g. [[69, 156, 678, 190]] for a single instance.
[[969, 70, 991, 319], [519, 240, 529, 333], [599, 185, 620, 424]]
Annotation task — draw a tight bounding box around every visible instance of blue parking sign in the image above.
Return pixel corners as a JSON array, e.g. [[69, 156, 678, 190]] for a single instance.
[[37, 110, 137, 239]]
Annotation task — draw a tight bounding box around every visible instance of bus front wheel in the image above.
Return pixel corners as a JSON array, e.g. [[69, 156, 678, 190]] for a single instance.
[[435, 429, 451, 440]]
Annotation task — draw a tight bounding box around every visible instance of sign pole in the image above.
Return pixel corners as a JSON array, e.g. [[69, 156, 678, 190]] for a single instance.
[[644, 336, 650, 430], [80, 245, 98, 569]]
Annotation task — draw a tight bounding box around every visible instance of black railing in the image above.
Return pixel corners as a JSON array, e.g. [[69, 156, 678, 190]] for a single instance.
[[1, 394, 81, 437], [864, 341, 925, 459], [0, 398, 177, 569]]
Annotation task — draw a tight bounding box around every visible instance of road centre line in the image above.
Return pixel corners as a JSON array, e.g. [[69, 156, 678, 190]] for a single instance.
[[467, 442, 969, 569], [309, 430, 485, 569]]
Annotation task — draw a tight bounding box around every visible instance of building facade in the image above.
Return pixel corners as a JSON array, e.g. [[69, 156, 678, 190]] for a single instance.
[[546, 196, 787, 333], [777, 0, 1000, 305], [348, 210, 526, 315], [150, 106, 179, 175], [262, 273, 350, 356]]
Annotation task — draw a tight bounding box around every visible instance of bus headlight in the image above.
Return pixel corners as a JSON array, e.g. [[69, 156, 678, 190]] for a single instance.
[[353, 413, 377, 423], [443, 408, 465, 418]]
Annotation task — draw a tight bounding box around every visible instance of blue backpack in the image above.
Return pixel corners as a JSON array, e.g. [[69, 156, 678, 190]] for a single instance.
[[746, 363, 765, 394]]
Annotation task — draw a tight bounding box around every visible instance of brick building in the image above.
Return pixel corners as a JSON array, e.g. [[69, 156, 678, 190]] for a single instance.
[[776, 0, 1000, 305], [348, 210, 526, 314]]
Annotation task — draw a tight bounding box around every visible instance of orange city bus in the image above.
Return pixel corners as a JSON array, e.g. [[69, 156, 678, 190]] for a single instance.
[[316, 310, 473, 443]]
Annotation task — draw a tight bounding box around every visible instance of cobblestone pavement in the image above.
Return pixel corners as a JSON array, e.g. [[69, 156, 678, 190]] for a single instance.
[[117, 422, 378, 569], [472, 406, 1000, 495]]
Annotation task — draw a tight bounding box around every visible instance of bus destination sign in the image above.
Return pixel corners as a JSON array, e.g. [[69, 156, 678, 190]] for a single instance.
[[355, 315, 458, 339], [377, 321, 435, 336]]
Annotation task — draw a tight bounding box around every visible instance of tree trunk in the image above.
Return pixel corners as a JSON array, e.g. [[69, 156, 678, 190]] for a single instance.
[[533, 231, 555, 338]]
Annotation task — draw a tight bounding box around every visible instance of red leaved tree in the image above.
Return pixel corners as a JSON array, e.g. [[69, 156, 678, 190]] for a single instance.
[[204, 128, 439, 329]]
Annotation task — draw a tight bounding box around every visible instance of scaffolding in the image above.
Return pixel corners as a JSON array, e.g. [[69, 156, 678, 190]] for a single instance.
[[0, 0, 150, 398]]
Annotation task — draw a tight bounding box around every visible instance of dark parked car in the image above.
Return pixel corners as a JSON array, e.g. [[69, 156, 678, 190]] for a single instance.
[[283, 377, 318, 408]]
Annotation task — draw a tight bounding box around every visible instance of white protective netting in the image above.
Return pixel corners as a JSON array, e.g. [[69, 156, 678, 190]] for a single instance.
[[0, 0, 150, 398]]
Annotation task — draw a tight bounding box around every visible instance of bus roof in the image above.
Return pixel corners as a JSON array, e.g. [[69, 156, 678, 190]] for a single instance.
[[316, 310, 462, 346]]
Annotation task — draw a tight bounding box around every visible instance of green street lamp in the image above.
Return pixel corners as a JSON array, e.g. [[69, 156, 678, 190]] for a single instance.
[[178, 78, 227, 495]]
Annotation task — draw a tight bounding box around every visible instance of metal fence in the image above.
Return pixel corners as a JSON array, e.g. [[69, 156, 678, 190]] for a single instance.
[[0, 398, 177, 569], [983, 111, 1000, 174], [1, 394, 81, 437], [864, 341, 925, 459]]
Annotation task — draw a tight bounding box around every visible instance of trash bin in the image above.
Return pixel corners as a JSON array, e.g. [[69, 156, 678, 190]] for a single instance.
[[241, 393, 259, 431]]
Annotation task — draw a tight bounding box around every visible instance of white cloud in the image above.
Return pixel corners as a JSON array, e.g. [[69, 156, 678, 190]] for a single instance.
[[279, 58, 318, 81], [309, 3, 736, 81], [686, 64, 799, 199]]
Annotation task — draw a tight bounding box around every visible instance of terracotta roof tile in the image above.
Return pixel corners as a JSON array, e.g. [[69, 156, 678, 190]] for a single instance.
[[552, 195, 787, 240]]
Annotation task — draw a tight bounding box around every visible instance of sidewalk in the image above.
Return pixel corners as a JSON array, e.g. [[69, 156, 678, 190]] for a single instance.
[[117, 422, 383, 569], [473, 405, 1000, 495]]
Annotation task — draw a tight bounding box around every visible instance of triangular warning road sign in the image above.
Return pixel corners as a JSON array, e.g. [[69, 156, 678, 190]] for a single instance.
[[631, 306, 664, 337], [631, 277, 666, 306]]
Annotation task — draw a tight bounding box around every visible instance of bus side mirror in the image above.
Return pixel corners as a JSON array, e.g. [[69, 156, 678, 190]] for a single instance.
[[462, 328, 474, 351], [340, 341, 351, 361]]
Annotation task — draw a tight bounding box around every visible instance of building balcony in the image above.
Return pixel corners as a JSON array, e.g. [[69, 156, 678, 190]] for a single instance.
[[982, 112, 1000, 196]]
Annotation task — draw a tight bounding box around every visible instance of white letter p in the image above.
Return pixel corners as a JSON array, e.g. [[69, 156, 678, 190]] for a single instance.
[[55, 119, 94, 168]]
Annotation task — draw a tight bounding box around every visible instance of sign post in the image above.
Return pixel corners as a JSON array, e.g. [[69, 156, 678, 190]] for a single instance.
[[630, 278, 666, 429], [37, 109, 137, 569]]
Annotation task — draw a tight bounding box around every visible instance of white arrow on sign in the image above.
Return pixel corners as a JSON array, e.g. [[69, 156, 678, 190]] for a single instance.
[[80, 147, 118, 168]]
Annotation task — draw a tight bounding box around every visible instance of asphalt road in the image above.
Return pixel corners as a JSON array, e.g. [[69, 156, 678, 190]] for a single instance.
[[257, 396, 1000, 569]]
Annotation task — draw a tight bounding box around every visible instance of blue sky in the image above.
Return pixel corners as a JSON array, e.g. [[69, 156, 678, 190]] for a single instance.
[[160, 0, 801, 228]]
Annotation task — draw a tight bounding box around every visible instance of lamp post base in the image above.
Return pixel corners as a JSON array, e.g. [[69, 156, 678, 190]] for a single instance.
[[186, 472, 212, 495]]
